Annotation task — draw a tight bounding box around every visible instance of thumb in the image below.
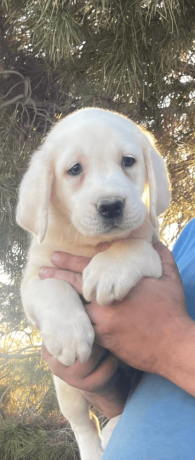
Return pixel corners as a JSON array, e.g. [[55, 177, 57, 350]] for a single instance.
[[153, 239, 180, 280]]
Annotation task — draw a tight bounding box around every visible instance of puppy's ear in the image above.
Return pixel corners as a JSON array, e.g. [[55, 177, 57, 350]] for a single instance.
[[143, 137, 171, 228], [16, 147, 54, 243]]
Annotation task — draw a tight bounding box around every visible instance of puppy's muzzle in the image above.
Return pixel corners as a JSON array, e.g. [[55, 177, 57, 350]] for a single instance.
[[97, 199, 124, 222]]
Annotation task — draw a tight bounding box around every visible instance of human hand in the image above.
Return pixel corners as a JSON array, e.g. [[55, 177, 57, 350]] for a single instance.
[[40, 241, 195, 396], [85, 240, 189, 374], [41, 342, 131, 418]]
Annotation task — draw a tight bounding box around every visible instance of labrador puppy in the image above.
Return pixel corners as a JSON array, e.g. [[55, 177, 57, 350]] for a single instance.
[[16, 108, 170, 460]]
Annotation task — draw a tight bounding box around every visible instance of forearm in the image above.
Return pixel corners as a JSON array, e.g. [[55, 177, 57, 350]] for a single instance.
[[157, 316, 195, 397]]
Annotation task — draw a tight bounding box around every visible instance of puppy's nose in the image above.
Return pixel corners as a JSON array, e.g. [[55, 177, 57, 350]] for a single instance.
[[97, 199, 124, 220]]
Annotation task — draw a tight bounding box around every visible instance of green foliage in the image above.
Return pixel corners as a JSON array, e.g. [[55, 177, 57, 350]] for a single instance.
[[1, 0, 195, 96], [0, 419, 79, 460], [0, 0, 195, 447]]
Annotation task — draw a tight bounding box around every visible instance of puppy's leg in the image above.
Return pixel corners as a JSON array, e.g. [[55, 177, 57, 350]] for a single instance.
[[54, 376, 104, 460], [83, 238, 162, 305], [21, 277, 94, 365]]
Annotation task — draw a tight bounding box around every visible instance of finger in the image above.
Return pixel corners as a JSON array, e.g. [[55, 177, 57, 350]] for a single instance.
[[85, 301, 110, 330], [58, 349, 118, 391], [85, 301, 100, 325], [51, 252, 91, 273], [152, 240, 180, 279], [39, 267, 83, 294], [41, 343, 104, 377], [41, 346, 69, 379], [41, 343, 118, 390], [66, 344, 108, 379], [39, 267, 59, 279], [83, 352, 119, 392]]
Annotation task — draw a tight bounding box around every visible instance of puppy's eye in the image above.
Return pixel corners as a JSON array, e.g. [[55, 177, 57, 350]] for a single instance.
[[122, 156, 135, 168], [68, 163, 82, 176]]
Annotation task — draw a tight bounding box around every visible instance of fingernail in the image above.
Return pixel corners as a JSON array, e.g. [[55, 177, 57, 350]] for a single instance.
[[51, 252, 61, 263], [39, 268, 48, 276]]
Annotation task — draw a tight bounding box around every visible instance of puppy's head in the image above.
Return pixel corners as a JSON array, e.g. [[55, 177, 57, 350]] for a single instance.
[[16, 108, 170, 243]]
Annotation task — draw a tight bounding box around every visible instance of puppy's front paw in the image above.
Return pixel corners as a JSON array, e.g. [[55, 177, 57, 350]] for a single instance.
[[83, 243, 162, 306], [42, 311, 95, 366], [83, 253, 132, 306]]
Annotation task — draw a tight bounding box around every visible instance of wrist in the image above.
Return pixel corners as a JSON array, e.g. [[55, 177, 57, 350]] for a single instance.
[[82, 368, 131, 419], [83, 387, 125, 419], [156, 315, 195, 396]]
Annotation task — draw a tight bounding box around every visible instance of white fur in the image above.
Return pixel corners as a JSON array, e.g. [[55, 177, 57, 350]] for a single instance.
[[16, 108, 170, 460]]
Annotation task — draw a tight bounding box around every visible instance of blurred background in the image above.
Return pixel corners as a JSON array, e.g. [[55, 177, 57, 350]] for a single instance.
[[0, 1, 195, 458]]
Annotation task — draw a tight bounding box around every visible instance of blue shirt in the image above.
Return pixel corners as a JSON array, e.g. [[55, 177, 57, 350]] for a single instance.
[[172, 218, 195, 320]]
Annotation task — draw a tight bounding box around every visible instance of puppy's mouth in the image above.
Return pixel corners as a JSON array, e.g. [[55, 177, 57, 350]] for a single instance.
[[75, 219, 132, 240], [102, 220, 122, 232], [72, 206, 145, 239], [99, 217, 133, 237]]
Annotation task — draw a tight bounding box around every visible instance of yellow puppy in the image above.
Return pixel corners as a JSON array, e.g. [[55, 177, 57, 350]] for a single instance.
[[17, 108, 170, 460]]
